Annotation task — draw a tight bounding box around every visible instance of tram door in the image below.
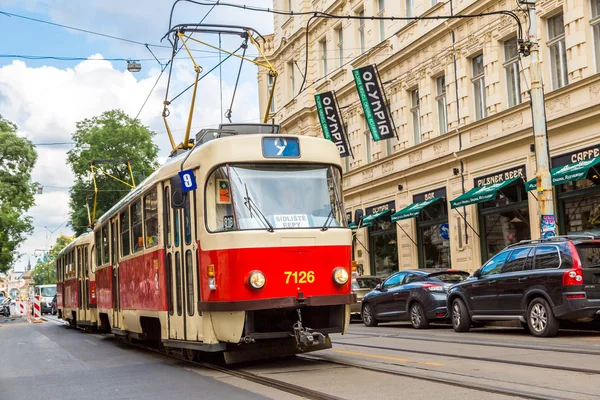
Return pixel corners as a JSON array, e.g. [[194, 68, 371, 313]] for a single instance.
[[164, 183, 198, 340], [77, 245, 88, 322], [111, 218, 122, 329]]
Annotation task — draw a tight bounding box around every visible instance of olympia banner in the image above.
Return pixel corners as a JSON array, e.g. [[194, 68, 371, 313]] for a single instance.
[[353, 64, 396, 141], [315, 91, 351, 158]]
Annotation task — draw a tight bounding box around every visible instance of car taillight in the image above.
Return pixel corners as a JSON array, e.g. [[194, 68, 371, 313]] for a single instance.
[[423, 284, 444, 292], [563, 242, 583, 286]]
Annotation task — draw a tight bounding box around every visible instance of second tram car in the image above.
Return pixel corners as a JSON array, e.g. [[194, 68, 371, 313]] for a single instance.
[[59, 124, 354, 362], [56, 232, 97, 328]]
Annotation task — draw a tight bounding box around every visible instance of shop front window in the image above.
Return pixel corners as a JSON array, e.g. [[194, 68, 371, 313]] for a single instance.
[[560, 180, 600, 236], [479, 181, 530, 261], [369, 212, 397, 278]]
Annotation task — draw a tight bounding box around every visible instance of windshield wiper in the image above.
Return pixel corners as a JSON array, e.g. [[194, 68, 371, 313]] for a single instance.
[[244, 184, 274, 232], [321, 208, 333, 231]]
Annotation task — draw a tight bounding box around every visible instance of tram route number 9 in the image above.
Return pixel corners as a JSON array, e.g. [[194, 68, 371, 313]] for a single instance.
[[178, 169, 197, 193], [284, 271, 315, 284]]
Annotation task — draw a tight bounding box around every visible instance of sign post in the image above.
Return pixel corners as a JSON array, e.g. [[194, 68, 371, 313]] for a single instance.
[[315, 91, 352, 158], [353, 64, 397, 142]]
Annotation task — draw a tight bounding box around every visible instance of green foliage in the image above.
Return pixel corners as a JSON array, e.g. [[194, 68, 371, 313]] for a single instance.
[[67, 110, 159, 235], [32, 234, 73, 285], [0, 115, 38, 274]]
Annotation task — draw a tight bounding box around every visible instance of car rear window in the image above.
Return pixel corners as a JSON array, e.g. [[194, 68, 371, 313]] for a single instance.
[[577, 244, 600, 268], [430, 272, 469, 284], [353, 277, 382, 289]]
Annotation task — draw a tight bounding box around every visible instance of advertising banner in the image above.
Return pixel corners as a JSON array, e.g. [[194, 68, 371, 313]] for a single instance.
[[353, 64, 396, 141], [315, 91, 351, 158]]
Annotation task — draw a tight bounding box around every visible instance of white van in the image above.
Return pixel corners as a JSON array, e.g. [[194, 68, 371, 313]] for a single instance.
[[33, 284, 57, 314]]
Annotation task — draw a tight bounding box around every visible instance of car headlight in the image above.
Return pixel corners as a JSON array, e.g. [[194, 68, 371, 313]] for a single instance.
[[248, 271, 266, 289], [332, 267, 349, 285]]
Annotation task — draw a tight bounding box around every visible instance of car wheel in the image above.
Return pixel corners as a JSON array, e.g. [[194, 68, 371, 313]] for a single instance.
[[451, 298, 471, 332], [410, 302, 429, 329], [362, 303, 378, 327], [527, 298, 559, 337]]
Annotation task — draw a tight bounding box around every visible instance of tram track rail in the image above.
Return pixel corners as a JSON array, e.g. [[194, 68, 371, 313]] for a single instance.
[[332, 340, 600, 375], [297, 354, 574, 400], [344, 331, 600, 356]]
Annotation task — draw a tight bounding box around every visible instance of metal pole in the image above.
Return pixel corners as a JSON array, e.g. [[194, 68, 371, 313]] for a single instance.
[[528, 3, 556, 238]]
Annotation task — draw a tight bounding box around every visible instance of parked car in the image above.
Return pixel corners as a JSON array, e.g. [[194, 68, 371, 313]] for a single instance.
[[351, 276, 382, 317], [361, 269, 470, 329], [50, 295, 57, 316], [448, 235, 600, 337]]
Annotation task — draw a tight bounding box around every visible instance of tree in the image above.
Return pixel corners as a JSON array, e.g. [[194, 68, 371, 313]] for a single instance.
[[32, 234, 73, 285], [0, 116, 38, 274], [67, 110, 159, 235]]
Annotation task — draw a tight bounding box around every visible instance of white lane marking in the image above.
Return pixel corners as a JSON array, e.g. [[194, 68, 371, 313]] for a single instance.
[[84, 339, 97, 346]]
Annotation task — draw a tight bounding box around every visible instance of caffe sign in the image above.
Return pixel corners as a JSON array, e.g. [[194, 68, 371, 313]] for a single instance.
[[474, 165, 526, 188], [552, 144, 600, 168]]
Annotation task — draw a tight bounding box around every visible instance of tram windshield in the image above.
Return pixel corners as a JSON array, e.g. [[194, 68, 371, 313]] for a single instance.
[[206, 164, 345, 232]]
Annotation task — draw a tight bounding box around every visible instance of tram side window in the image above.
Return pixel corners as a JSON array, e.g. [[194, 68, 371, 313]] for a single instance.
[[84, 247, 88, 277], [184, 194, 192, 245], [95, 230, 102, 267], [186, 250, 194, 316], [77, 248, 82, 277], [144, 188, 158, 248], [131, 199, 143, 253], [102, 224, 109, 265], [120, 209, 130, 257], [205, 167, 233, 232]]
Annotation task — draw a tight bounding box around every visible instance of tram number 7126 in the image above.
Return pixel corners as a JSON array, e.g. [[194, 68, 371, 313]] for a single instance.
[[284, 271, 315, 284]]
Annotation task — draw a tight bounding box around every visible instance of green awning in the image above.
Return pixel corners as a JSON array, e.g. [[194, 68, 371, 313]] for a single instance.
[[348, 222, 358, 230], [391, 197, 442, 221], [525, 156, 600, 191], [450, 177, 521, 209], [361, 209, 391, 227]]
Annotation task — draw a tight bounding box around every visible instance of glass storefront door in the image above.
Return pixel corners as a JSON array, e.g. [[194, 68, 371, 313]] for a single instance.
[[416, 196, 450, 269], [558, 178, 600, 236]]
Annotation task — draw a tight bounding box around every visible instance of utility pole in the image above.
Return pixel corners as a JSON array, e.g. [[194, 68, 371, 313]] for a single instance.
[[525, 1, 556, 239]]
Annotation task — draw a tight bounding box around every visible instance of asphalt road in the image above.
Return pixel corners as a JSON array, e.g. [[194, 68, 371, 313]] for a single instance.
[[0, 317, 272, 400]]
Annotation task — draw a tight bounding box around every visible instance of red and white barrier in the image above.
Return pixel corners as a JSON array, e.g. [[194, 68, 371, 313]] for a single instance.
[[33, 295, 42, 323], [18, 301, 26, 316]]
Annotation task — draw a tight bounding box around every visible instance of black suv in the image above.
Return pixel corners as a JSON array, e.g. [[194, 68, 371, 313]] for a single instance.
[[448, 236, 600, 337]]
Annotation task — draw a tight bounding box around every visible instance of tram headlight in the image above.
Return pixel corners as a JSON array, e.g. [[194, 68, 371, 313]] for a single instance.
[[248, 271, 266, 289], [332, 267, 349, 285]]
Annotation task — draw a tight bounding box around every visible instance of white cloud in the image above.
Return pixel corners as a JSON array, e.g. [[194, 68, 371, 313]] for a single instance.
[[0, 54, 260, 271]]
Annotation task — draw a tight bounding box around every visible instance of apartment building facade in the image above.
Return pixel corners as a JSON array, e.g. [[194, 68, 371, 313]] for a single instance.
[[257, 0, 600, 276]]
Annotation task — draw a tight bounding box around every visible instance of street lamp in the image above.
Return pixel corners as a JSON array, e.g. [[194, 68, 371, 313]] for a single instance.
[[127, 60, 142, 72]]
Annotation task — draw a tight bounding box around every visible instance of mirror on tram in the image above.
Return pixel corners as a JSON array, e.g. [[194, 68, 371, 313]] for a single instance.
[[354, 209, 364, 227], [170, 176, 186, 209]]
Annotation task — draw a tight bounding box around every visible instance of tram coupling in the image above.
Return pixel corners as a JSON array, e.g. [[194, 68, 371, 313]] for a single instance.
[[292, 309, 327, 351]]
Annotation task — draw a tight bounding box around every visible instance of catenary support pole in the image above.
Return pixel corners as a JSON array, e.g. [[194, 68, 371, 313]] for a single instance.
[[528, 2, 556, 238]]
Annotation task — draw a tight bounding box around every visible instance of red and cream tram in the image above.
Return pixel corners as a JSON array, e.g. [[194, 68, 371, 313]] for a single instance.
[[59, 124, 354, 362], [56, 232, 98, 328]]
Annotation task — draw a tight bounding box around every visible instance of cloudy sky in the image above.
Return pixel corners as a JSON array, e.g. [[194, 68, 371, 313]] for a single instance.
[[0, 0, 274, 271]]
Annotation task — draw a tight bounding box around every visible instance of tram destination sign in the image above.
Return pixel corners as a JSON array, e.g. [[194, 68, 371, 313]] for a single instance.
[[353, 64, 396, 142], [315, 91, 351, 158]]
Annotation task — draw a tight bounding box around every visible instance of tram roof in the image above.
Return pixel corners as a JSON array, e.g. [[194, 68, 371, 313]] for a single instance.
[[94, 134, 341, 228], [57, 232, 94, 258]]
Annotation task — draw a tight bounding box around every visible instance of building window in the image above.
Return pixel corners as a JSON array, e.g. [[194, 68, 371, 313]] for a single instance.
[[504, 37, 522, 108], [410, 88, 421, 144], [548, 13, 568, 89], [336, 26, 344, 66], [593, 0, 600, 72], [472, 54, 487, 121], [320, 39, 328, 77], [406, 0, 414, 18], [435, 75, 447, 135], [288, 61, 295, 97], [364, 118, 372, 164], [267, 73, 275, 114], [378, 0, 385, 41], [358, 10, 365, 53]]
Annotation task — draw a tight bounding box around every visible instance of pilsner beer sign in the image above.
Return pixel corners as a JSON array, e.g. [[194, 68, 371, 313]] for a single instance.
[[353, 65, 396, 141], [315, 91, 351, 158]]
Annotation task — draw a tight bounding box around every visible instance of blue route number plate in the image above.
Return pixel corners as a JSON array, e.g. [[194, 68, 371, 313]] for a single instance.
[[262, 137, 300, 158]]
